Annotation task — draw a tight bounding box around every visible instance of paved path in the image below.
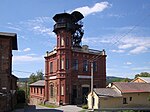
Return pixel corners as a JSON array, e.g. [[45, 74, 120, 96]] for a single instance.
[[14, 105, 84, 112]]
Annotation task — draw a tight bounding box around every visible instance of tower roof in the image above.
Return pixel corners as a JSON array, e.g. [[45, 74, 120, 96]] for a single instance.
[[53, 11, 84, 22]]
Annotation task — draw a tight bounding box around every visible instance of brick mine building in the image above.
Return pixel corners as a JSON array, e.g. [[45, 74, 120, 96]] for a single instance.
[[44, 11, 107, 105], [0, 32, 18, 111]]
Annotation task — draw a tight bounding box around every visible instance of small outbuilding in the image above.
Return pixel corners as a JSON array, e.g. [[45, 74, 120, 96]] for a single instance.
[[88, 82, 150, 110]]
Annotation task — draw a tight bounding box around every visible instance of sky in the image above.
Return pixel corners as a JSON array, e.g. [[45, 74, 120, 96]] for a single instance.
[[0, 0, 150, 78]]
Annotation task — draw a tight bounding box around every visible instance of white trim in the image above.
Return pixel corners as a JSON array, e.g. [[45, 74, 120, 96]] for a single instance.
[[49, 76, 57, 79], [78, 75, 91, 79], [82, 84, 90, 87]]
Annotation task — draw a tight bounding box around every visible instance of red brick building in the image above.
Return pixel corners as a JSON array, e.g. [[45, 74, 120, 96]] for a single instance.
[[30, 80, 45, 105], [44, 11, 106, 105], [0, 32, 18, 111]]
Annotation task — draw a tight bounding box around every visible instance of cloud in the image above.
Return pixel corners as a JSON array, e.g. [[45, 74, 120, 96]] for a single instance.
[[13, 55, 44, 62], [20, 16, 55, 37], [118, 44, 132, 49], [125, 62, 132, 65], [129, 46, 148, 54], [131, 66, 150, 71], [73, 2, 111, 16], [111, 49, 125, 53], [23, 48, 31, 52]]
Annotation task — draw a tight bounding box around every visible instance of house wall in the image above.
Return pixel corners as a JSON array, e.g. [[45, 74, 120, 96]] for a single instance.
[[132, 78, 146, 83], [88, 92, 150, 109], [30, 86, 45, 105]]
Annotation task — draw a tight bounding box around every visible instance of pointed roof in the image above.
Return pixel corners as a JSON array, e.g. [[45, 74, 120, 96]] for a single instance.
[[112, 82, 150, 93], [132, 77, 150, 83], [29, 80, 45, 87], [94, 88, 122, 97]]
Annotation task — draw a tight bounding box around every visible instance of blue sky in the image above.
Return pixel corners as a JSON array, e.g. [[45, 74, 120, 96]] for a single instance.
[[0, 0, 150, 78]]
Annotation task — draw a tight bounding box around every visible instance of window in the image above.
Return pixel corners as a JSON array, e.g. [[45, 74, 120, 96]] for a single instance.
[[130, 97, 132, 101], [57, 38, 59, 47], [123, 98, 127, 104], [57, 59, 59, 70], [61, 37, 64, 46], [34, 88, 36, 93], [61, 85, 64, 95], [40, 87, 42, 94], [60, 59, 64, 69], [66, 59, 69, 70], [37, 88, 39, 94], [73, 59, 78, 71], [50, 62, 53, 73], [83, 60, 88, 72], [66, 37, 69, 46], [50, 85, 54, 97], [93, 61, 97, 72]]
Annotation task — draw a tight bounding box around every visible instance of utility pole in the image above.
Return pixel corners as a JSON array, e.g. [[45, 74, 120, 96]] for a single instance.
[[91, 61, 94, 111], [91, 62, 93, 93]]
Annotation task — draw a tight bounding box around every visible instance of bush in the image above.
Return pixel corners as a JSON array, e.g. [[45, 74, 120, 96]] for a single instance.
[[82, 104, 88, 109], [16, 89, 26, 103]]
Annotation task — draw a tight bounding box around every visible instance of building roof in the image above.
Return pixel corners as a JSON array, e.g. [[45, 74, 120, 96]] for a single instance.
[[94, 88, 122, 97], [29, 80, 45, 87], [0, 32, 18, 50], [113, 82, 150, 93], [132, 77, 150, 83]]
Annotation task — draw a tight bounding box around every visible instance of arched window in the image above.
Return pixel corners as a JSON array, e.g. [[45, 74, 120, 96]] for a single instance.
[[50, 84, 54, 97]]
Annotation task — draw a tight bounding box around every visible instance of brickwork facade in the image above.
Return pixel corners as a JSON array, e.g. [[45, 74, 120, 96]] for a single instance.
[[29, 80, 45, 105], [0, 32, 18, 111], [44, 12, 107, 105]]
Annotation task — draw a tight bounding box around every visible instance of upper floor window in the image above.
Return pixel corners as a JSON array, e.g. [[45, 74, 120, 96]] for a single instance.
[[83, 60, 88, 72], [93, 61, 97, 72], [61, 37, 64, 46], [50, 62, 53, 73], [60, 59, 64, 69], [66, 59, 69, 70], [73, 59, 78, 71], [66, 37, 69, 46]]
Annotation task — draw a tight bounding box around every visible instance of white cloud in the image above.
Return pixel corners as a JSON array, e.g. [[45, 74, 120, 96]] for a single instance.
[[131, 66, 150, 71], [13, 55, 44, 62], [111, 49, 125, 53], [118, 44, 132, 49], [129, 46, 148, 54], [125, 62, 132, 65], [20, 16, 55, 37], [23, 48, 31, 52], [73, 2, 111, 16]]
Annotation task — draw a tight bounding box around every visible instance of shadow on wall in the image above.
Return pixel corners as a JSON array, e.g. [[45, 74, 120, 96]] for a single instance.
[[24, 105, 63, 112]]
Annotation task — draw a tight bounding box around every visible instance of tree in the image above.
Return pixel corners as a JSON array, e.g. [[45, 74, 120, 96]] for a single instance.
[[28, 70, 44, 84], [134, 72, 150, 78]]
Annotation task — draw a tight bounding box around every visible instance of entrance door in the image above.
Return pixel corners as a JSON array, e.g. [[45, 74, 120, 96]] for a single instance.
[[82, 87, 89, 104], [72, 85, 77, 104]]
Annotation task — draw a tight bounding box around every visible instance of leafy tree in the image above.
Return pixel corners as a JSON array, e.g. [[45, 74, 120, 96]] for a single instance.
[[135, 72, 150, 78], [28, 70, 44, 84]]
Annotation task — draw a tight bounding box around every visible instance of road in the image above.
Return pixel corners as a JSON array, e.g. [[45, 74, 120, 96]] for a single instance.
[[14, 105, 84, 112]]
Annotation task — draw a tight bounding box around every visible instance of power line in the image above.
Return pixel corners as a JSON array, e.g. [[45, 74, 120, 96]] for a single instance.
[[12, 70, 33, 74]]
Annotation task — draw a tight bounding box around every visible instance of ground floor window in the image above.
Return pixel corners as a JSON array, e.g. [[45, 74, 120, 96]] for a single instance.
[[123, 98, 127, 104], [50, 84, 54, 97], [61, 85, 64, 95]]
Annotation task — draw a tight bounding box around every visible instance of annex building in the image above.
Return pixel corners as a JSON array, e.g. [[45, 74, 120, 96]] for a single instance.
[[30, 11, 107, 105]]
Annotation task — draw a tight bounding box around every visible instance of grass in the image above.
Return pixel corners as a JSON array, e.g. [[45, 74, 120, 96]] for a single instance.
[[39, 103, 59, 108]]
